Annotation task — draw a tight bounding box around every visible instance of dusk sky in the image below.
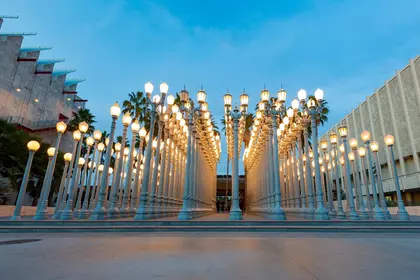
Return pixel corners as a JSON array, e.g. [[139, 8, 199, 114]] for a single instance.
[[1, 0, 420, 174]]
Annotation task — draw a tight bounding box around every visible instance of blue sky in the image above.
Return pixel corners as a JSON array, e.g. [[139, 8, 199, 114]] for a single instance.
[[1, 0, 420, 174]]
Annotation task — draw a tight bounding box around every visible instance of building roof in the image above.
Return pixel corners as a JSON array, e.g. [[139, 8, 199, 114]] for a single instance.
[[65, 79, 86, 86], [0, 15, 19, 19], [52, 69, 76, 76], [37, 59, 65, 65], [0, 32, 36, 36], [20, 46, 52, 52]]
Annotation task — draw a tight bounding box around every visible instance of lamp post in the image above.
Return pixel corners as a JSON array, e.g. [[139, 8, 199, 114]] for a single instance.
[[77, 136, 96, 219], [298, 90, 315, 219], [384, 134, 409, 220], [338, 125, 359, 220], [120, 119, 140, 217], [10, 141, 40, 220], [34, 121, 67, 220], [135, 82, 164, 220], [74, 136, 94, 217], [223, 90, 248, 220], [91, 102, 121, 220], [52, 153, 72, 219], [307, 89, 329, 220], [85, 131, 102, 212], [60, 121, 89, 220], [361, 130, 384, 220], [320, 139, 335, 217], [370, 141, 391, 219], [130, 126, 146, 215], [357, 146, 373, 212], [55, 131, 80, 219], [330, 133, 346, 219], [33, 147, 54, 220], [108, 112, 132, 218], [349, 138, 369, 219]]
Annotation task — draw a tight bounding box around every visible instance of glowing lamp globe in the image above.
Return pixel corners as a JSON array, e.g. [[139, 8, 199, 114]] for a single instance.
[[139, 127, 147, 138], [287, 108, 294, 118], [98, 142, 105, 152], [110, 102, 121, 117], [320, 139, 328, 151], [256, 111, 262, 119], [64, 153, 72, 162], [338, 125, 348, 138], [124, 147, 129, 156], [108, 167, 113, 174], [73, 130, 81, 141], [131, 120, 140, 133], [166, 94, 175, 106], [47, 147, 56, 157], [370, 141, 379, 152], [144, 82, 154, 94], [153, 95, 161, 104], [348, 152, 355, 161], [384, 134, 394, 146], [122, 113, 132, 126], [314, 88, 324, 100], [283, 116, 289, 125], [114, 142, 122, 152], [340, 156, 345, 165], [358, 147, 366, 157], [349, 138, 358, 149], [86, 136, 95, 147], [240, 93, 249, 106], [339, 144, 345, 153], [180, 89, 189, 102], [279, 123, 285, 132], [78, 121, 89, 133], [291, 99, 299, 110], [361, 130, 371, 142], [98, 164, 104, 172], [93, 130, 102, 141], [277, 88, 287, 102], [298, 89, 307, 101], [152, 139, 158, 149], [260, 89, 270, 102], [105, 137, 110, 146], [307, 99, 316, 109], [160, 82, 169, 94], [176, 112, 182, 121], [27, 140, 40, 152], [258, 102, 265, 111], [171, 104, 179, 114], [78, 157, 85, 166], [197, 89, 207, 103], [329, 133, 338, 145], [224, 93, 232, 106], [56, 121, 67, 133]]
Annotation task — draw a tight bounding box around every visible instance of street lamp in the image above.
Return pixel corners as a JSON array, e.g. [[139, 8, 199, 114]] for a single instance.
[[120, 119, 140, 217], [91, 102, 121, 220], [329, 132, 346, 218], [320, 138, 335, 216], [357, 146, 373, 212], [360, 130, 385, 220], [338, 125, 359, 220], [10, 141, 40, 220], [349, 137, 369, 219], [370, 140, 391, 219], [136, 82, 166, 220], [34, 121, 67, 220], [307, 89, 329, 220], [384, 134, 409, 220]]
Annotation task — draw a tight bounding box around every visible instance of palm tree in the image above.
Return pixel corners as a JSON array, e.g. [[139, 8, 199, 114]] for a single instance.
[[122, 91, 147, 123], [67, 108, 96, 134]]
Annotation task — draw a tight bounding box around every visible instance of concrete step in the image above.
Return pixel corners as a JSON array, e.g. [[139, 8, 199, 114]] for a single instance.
[[1, 221, 420, 233]]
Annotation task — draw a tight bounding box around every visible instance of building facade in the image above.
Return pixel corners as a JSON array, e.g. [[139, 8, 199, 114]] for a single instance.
[[0, 15, 87, 152], [320, 56, 420, 204]]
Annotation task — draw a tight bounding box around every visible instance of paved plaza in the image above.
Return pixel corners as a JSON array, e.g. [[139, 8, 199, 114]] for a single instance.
[[1, 231, 419, 280]]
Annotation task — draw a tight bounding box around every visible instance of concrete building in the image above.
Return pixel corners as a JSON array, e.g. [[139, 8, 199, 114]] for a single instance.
[[0, 15, 87, 152], [320, 56, 420, 205]]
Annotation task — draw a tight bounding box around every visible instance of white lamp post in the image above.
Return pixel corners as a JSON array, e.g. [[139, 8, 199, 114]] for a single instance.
[[10, 141, 40, 220]]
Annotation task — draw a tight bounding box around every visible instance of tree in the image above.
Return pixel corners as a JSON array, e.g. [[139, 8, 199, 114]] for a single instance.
[[67, 108, 96, 133], [0, 120, 64, 206], [122, 91, 147, 123]]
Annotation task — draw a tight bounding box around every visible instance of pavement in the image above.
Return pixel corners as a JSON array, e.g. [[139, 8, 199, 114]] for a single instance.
[[1, 231, 419, 280]]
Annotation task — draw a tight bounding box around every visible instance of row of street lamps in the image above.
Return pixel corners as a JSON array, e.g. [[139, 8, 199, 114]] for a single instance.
[[243, 88, 409, 220], [10, 82, 221, 221]]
